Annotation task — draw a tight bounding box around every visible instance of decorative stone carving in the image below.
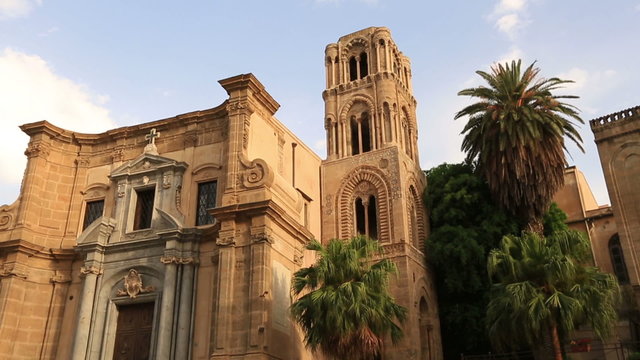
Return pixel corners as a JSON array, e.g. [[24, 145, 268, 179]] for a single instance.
[[0, 202, 17, 230], [124, 229, 154, 240], [324, 194, 333, 215], [80, 265, 103, 276], [24, 142, 50, 159], [116, 269, 154, 298], [111, 147, 125, 162], [117, 183, 125, 198], [243, 117, 251, 149], [184, 131, 198, 148], [226, 101, 246, 112], [162, 173, 172, 189], [175, 185, 182, 211], [251, 232, 274, 244], [239, 157, 273, 188], [0, 263, 28, 279], [160, 256, 197, 265], [75, 157, 90, 167]]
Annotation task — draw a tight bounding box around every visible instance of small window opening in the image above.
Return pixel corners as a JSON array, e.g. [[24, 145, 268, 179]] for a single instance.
[[134, 187, 155, 230], [360, 52, 368, 78], [196, 181, 217, 226], [355, 194, 378, 239], [361, 112, 371, 153], [350, 116, 360, 155], [83, 199, 104, 230], [609, 235, 629, 284], [349, 56, 358, 81], [383, 103, 392, 142]]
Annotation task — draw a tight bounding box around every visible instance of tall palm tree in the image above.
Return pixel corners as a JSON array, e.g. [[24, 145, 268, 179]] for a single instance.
[[455, 60, 584, 232], [486, 230, 619, 360], [290, 236, 407, 360]]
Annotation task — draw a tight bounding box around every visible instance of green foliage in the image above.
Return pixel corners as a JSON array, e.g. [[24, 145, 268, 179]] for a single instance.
[[543, 202, 569, 236], [290, 236, 407, 360], [424, 162, 519, 358], [487, 230, 620, 356], [627, 352, 640, 360], [455, 60, 584, 230]]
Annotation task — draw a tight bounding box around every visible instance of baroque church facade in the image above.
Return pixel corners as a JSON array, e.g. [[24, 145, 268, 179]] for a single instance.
[[0, 27, 443, 360]]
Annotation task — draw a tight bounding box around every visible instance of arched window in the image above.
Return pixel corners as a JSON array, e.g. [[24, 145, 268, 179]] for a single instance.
[[361, 112, 371, 153], [355, 194, 378, 239], [383, 102, 392, 142], [350, 116, 360, 155], [609, 234, 629, 284], [419, 297, 432, 360], [359, 52, 368, 78], [349, 56, 358, 81]]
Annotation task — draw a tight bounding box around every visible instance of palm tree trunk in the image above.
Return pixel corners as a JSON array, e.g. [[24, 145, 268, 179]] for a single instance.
[[526, 217, 544, 235], [549, 323, 563, 360]]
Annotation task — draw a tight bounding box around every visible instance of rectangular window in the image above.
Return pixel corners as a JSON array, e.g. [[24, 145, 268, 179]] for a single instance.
[[134, 188, 155, 230], [83, 199, 104, 230], [196, 181, 217, 226]]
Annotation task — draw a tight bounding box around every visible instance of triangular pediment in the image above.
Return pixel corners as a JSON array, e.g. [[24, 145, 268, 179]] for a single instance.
[[110, 153, 188, 179]]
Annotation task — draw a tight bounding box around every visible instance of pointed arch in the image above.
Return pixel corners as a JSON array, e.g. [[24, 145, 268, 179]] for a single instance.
[[407, 181, 426, 250], [336, 166, 392, 242]]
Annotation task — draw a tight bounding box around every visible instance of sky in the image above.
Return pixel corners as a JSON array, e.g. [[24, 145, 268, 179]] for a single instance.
[[0, 0, 638, 206]]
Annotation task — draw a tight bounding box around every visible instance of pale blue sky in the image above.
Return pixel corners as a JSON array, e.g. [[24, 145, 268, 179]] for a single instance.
[[0, 0, 638, 205]]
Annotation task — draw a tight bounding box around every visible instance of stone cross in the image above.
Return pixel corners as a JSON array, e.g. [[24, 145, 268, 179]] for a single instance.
[[145, 128, 160, 145]]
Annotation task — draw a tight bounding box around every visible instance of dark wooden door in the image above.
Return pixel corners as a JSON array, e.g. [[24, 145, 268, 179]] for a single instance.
[[113, 302, 154, 360]]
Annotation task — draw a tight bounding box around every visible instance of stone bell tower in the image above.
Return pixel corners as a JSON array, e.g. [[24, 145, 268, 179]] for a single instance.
[[320, 27, 442, 359]]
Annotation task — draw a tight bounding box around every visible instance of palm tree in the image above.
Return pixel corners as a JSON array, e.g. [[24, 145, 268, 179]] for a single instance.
[[486, 230, 619, 360], [290, 236, 407, 360], [455, 60, 584, 232]]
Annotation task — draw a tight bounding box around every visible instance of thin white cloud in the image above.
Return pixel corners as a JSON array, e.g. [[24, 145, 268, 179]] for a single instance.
[[38, 26, 59, 37], [0, 0, 40, 19], [0, 48, 116, 188], [636, 3, 640, 11], [556, 67, 618, 116], [495, 46, 524, 65], [494, 0, 526, 13], [490, 0, 529, 38]]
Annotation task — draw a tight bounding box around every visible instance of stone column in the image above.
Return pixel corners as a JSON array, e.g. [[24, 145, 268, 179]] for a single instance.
[[174, 259, 195, 357], [157, 258, 178, 359], [214, 237, 236, 353], [71, 266, 101, 360]]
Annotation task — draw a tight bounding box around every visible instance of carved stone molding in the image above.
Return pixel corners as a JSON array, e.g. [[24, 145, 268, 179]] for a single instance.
[[251, 232, 274, 244], [183, 131, 198, 148], [24, 142, 50, 159], [226, 101, 247, 112], [80, 265, 103, 276], [111, 147, 125, 162], [323, 194, 333, 216], [0, 263, 28, 279], [51, 274, 72, 283], [75, 157, 90, 167], [124, 229, 154, 241], [160, 256, 197, 265], [216, 235, 236, 247], [116, 269, 155, 298]]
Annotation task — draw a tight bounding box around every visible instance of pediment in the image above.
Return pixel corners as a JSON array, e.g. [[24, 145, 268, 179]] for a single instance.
[[110, 153, 188, 179]]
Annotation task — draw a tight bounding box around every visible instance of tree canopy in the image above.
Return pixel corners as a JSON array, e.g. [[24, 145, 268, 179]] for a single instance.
[[424, 162, 519, 358], [455, 60, 584, 232], [487, 230, 620, 359], [290, 236, 407, 360]]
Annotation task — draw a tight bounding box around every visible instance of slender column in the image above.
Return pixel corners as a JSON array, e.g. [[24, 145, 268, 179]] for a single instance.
[[342, 59, 348, 83], [325, 60, 330, 88], [71, 268, 100, 360], [331, 58, 336, 87], [175, 261, 195, 357], [375, 44, 380, 73], [157, 260, 178, 359], [356, 58, 361, 79], [385, 45, 391, 72]]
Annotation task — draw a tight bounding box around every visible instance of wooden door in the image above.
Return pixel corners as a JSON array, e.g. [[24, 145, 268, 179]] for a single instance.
[[113, 302, 155, 360]]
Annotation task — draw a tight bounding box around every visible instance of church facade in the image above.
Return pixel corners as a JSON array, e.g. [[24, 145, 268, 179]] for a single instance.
[[0, 27, 442, 360]]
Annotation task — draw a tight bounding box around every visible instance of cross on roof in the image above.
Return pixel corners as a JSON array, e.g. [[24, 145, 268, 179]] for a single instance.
[[145, 128, 160, 145]]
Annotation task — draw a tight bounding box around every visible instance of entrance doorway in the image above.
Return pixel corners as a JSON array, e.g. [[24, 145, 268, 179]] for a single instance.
[[113, 302, 154, 360]]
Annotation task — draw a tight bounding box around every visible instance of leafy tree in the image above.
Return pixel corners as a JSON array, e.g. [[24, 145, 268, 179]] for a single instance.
[[290, 236, 407, 360], [455, 60, 584, 232], [424, 162, 519, 358], [487, 230, 620, 360]]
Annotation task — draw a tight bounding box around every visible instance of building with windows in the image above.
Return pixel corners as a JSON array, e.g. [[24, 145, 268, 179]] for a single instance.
[[552, 106, 640, 358], [0, 27, 442, 360]]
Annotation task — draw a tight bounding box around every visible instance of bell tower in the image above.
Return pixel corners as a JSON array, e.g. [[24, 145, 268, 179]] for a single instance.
[[320, 27, 442, 359]]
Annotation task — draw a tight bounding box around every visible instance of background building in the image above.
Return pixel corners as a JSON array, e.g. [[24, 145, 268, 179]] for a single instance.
[[0, 28, 441, 360]]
